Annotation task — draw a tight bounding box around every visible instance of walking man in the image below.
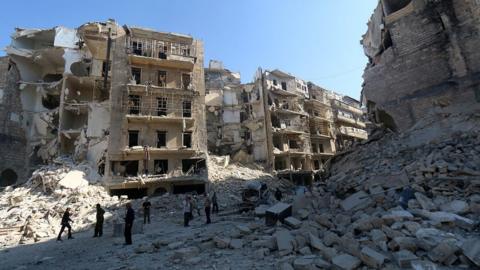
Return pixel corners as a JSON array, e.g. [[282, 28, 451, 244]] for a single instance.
[[57, 207, 74, 241], [94, 204, 105, 237], [143, 198, 151, 224], [204, 194, 211, 224], [124, 203, 135, 245], [212, 191, 219, 214], [183, 195, 192, 227]]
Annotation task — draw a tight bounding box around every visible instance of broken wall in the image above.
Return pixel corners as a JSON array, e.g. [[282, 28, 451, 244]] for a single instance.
[[362, 0, 480, 131]]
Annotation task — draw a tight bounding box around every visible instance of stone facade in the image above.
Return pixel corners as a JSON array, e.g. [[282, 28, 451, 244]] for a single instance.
[[362, 0, 480, 131]]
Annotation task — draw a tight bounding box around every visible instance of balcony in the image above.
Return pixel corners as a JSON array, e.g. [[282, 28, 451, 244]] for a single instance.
[[127, 84, 195, 96], [305, 98, 330, 108], [338, 126, 368, 140], [336, 114, 366, 128], [125, 94, 194, 124], [269, 86, 299, 97], [128, 38, 196, 69], [122, 146, 196, 156], [331, 100, 363, 115]]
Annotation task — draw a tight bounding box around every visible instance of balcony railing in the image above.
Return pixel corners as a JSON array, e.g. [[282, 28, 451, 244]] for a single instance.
[[125, 94, 193, 119], [338, 126, 368, 140], [128, 38, 196, 59], [331, 99, 363, 115]]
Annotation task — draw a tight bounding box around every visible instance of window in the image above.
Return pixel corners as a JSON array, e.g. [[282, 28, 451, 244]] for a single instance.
[[124, 161, 139, 177], [319, 144, 324, 153], [102, 61, 111, 77], [132, 41, 143, 56], [128, 95, 140, 115], [158, 70, 167, 87], [289, 140, 299, 149], [157, 97, 167, 116], [182, 73, 191, 90], [312, 143, 318, 153], [183, 100, 192, 117], [158, 44, 168, 59], [183, 132, 192, 148], [273, 79, 277, 86], [281, 82, 287, 91], [157, 131, 166, 148], [131, 67, 141, 84], [154, 160, 168, 174], [314, 111, 319, 117], [312, 95, 317, 100], [128, 130, 139, 147], [282, 100, 289, 110], [296, 83, 301, 89], [314, 160, 320, 170]]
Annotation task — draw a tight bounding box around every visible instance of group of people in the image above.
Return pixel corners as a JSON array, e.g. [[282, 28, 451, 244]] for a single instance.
[[56, 191, 220, 245], [183, 192, 219, 227]]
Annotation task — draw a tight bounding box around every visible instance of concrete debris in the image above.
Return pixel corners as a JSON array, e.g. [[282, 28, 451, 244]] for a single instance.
[[332, 253, 361, 270]]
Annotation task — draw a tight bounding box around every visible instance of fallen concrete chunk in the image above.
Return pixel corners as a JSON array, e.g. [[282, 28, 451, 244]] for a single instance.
[[213, 236, 231, 249], [382, 210, 414, 222], [394, 250, 418, 268], [58, 170, 88, 189], [340, 191, 372, 211], [440, 200, 469, 214], [410, 260, 438, 270], [332, 253, 361, 270], [284, 216, 302, 229], [414, 192, 436, 211], [255, 204, 269, 217], [360, 246, 388, 268], [172, 246, 200, 260], [428, 242, 458, 263], [266, 203, 292, 226], [275, 230, 295, 253], [461, 238, 480, 267], [235, 224, 252, 235], [293, 257, 315, 270], [229, 239, 243, 249]]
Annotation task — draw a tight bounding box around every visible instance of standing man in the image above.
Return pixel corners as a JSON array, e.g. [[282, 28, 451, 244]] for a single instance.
[[94, 204, 105, 237], [212, 191, 219, 214], [183, 195, 192, 227], [57, 207, 74, 241], [143, 199, 151, 224], [124, 203, 135, 245], [275, 188, 283, 201], [204, 194, 211, 224]]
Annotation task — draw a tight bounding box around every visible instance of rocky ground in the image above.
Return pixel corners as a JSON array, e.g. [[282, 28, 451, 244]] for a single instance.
[[1, 114, 480, 269]]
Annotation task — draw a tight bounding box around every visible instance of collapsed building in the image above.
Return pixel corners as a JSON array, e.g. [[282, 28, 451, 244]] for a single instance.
[[361, 0, 480, 131], [1, 20, 208, 196], [205, 65, 368, 184]]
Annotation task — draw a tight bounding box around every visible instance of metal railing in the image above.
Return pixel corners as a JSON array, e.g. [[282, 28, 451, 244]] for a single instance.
[[128, 37, 196, 59]]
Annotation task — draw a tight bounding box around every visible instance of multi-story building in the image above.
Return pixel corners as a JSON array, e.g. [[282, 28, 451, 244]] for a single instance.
[[305, 83, 336, 172], [2, 20, 208, 196], [204, 61, 268, 163], [105, 26, 208, 197], [329, 94, 368, 151]]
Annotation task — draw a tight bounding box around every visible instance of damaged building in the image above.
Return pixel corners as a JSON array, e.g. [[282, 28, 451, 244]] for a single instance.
[[361, 0, 480, 131], [205, 60, 268, 163], [2, 20, 208, 196]]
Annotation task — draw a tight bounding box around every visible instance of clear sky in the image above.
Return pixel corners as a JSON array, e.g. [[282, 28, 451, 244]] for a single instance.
[[0, 0, 378, 99]]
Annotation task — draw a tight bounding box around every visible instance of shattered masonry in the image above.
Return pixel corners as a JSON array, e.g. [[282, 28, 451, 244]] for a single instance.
[[205, 62, 368, 183], [361, 0, 480, 131], [0, 20, 368, 190], [1, 20, 208, 195]]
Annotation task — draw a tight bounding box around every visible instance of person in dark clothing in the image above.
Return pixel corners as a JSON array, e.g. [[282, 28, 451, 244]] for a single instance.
[[183, 196, 192, 227], [275, 188, 283, 201], [399, 186, 415, 210], [212, 192, 219, 214], [57, 208, 74, 241], [204, 194, 211, 224], [142, 199, 151, 224], [94, 204, 105, 237], [124, 203, 135, 245]]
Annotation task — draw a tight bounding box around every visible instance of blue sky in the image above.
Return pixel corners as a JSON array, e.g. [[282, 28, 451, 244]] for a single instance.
[[0, 0, 377, 99]]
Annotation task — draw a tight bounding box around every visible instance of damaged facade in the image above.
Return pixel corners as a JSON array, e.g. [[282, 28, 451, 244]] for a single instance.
[[361, 0, 480, 131], [205, 65, 368, 183], [3, 21, 208, 196]]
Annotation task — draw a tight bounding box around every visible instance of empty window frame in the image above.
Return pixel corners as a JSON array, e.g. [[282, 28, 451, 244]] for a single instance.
[[154, 159, 168, 174], [273, 79, 278, 86], [131, 67, 141, 84], [157, 97, 167, 116], [319, 143, 325, 153], [128, 95, 141, 115], [102, 61, 111, 77], [182, 100, 192, 117], [289, 140, 299, 149], [157, 131, 167, 148], [281, 82, 287, 91], [183, 132, 192, 148], [181, 73, 191, 90], [128, 130, 139, 147], [314, 160, 320, 170], [158, 70, 167, 87], [132, 41, 143, 55]]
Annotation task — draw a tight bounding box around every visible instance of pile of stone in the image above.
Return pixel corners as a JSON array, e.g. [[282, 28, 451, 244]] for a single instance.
[[0, 159, 120, 248]]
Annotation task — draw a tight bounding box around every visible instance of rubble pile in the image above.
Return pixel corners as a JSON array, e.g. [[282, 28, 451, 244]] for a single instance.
[[0, 159, 120, 248], [207, 156, 293, 206]]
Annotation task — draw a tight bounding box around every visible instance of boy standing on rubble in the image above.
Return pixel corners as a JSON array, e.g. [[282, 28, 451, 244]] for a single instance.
[[124, 203, 135, 245], [57, 208, 74, 241], [204, 194, 212, 224], [212, 192, 219, 214], [94, 204, 105, 237]]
